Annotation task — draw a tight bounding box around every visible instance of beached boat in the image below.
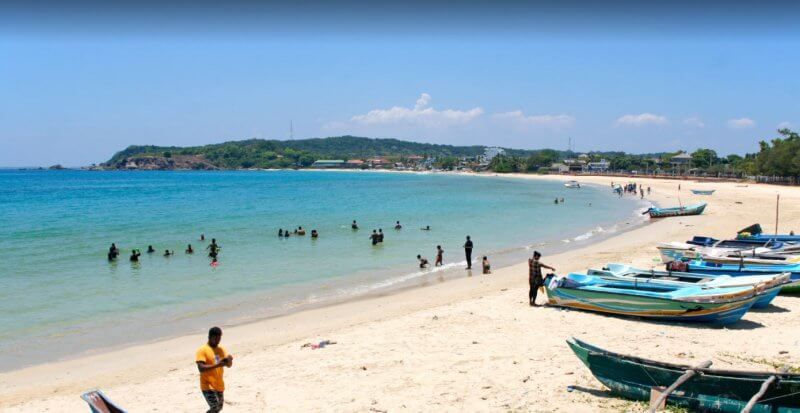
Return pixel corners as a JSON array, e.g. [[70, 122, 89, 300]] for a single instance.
[[644, 203, 706, 218], [687, 236, 786, 249], [680, 260, 800, 293], [690, 189, 716, 195], [589, 263, 790, 308], [738, 223, 800, 243], [567, 337, 800, 413], [564, 180, 581, 188], [658, 242, 800, 266], [543, 273, 757, 324]]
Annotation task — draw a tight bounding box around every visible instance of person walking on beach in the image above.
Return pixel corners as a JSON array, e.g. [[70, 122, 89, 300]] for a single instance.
[[528, 251, 555, 306], [370, 230, 379, 245], [435, 245, 444, 266], [196, 327, 233, 413], [464, 236, 474, 269]]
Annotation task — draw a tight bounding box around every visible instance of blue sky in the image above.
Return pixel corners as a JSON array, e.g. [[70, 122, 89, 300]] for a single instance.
[[1, 2, 799, 166]]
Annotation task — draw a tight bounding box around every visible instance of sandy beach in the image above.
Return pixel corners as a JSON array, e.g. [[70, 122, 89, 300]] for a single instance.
[[4, 174, 800, 412]]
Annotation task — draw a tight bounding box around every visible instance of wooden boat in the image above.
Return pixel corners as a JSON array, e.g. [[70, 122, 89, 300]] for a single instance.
[[589, 263, 790, 308], [658, 243, 800, 266], [543, 273, 757, 324], [644, 203, 706, 218], [568, 337, 800, 413], [691, 189, 716, 195], [681, 260, 800, 293], [564, 180, 581, 188], [738, 223, 800, 243]]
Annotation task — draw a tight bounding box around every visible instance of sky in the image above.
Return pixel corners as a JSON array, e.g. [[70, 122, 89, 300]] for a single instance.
[[1, 1, 800, 166]]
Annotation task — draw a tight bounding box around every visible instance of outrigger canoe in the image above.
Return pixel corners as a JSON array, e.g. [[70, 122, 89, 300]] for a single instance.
[[568, 337, 800, 413], [588, 263, 790, 309], [543, 273, 757, 324], [644, 203, 707, 218]]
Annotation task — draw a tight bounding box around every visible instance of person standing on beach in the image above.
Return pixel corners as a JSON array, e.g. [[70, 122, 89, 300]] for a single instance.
[[196, 327, 233, 413], [528, 251, 555, 306], [464, 236, 473, 269], [435, 245, 444, 266]]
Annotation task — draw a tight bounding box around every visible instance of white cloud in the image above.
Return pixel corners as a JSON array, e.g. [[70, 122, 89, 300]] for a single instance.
[[492, 111, 575, 129], [614, 113, 668, 127], [778, 121, 793, 130], [682, 116, 705, 128], [727, 117, 755, 130], [350, 93, 484, 126]]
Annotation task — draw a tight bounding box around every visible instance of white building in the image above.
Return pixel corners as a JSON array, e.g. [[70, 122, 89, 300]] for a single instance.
[[480, 147, 505, 165]]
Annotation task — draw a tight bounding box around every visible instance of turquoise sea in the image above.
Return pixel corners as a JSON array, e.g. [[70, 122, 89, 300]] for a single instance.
[[0, 170, 644, 370]]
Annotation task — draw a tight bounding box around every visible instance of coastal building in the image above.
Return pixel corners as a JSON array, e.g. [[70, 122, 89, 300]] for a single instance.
[[586, 159, 610, 172], [345, 159, 365, 168], [550, 163, 570, 173], [670, 152, 692, 174], [479, 147, 505, 165], [563, 158, 586, 172], [310, 160, 345, 169]]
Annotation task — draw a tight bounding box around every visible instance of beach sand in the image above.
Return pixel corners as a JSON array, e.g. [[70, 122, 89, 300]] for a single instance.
[[3, 175, 800, 412]]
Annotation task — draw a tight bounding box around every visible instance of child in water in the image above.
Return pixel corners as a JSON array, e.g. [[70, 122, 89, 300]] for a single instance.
[[482, 256, 491, 274], [311, 229, 319, 238], [417, 255, 429, 268], [186, 244, 194, 254]]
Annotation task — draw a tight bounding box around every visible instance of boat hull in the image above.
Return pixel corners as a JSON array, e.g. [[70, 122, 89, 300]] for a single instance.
[[544, 275, 755, 324], [568, 338, 800, 413], [647, 203, 707, 218], [691, 189, 716, 195]]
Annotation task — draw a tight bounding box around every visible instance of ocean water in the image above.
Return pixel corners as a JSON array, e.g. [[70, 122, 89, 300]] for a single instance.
[[0, 170, 644, 370]]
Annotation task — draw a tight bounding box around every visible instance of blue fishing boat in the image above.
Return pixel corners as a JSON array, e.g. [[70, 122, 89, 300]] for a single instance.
[[678, 260, 800, 293], [644, 203, 706, 218], [691, 189, 716, 195], [543, 273, 757, 324], [737, 223, 800, 243], [589, 263, 790, 309], [686, 236, 784, 249]]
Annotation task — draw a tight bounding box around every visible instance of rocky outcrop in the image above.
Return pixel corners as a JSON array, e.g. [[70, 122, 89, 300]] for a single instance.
[[103, 155, 219, 170]]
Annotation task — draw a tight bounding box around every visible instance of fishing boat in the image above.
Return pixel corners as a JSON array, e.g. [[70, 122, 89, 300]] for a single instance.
[[678, 260, 800, 293], [543, 273, 757, 324], [644, 203, 706, 218], [567, 337, 800, 413], [686, 236, 785, 249], [658, 242, 800, 265], [564, 180, 581, 188], [738, 223, 800, 243], [691, 189, 716, 195], [589, 263, 790, 308]]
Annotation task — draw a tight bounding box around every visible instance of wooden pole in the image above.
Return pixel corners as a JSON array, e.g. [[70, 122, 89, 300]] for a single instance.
[[648, 360, 713, 412], [741, 375, 777, 413], [776, 194, 780, 236]]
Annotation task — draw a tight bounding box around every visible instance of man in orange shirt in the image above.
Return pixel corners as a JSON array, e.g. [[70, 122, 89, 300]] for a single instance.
[[196, 327, 233, 413]]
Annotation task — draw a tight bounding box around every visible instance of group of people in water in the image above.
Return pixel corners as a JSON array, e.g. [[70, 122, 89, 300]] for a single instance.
[[107, 234, 222, 267], [278, 227, 318, 238]]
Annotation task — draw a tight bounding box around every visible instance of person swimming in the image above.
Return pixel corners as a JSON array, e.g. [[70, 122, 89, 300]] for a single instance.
[[370, 230, 379, 245], [164, 250, 173, 257], [311, 229, 318, 238], [554, 198, 559, 204], [130, 249, 141, 262], [352, 220, 359, 230], [417, 255, 429, 268], [482, 256, 491, 274], [378, 229, 384, 242], [421, 225, 431, 231], [200, 233, 205, 241], [284, 230, 290, 238], [108, 243, 119, 260], [147, 245, 155, 253], [394, 221, 402, 230], [186, 244, 194, 254], [297, 226, 306, 235], [279, 229, 284, 237]]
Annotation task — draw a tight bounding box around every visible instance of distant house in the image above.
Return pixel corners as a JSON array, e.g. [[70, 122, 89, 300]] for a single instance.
[[563, 158, 585, 172], [310, 160, 345, 168], [345, 159, 365, 168], [586, 159, 610, 172], [670, 152, 692, 174], [368, 158, 389, 168], [550, 163, 569, 173], [480, 147, 505, 165]]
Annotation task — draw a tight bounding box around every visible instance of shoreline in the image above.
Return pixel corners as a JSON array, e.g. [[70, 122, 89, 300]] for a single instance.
[[0, 173, 642, 371], [6, 174, 800, 411]]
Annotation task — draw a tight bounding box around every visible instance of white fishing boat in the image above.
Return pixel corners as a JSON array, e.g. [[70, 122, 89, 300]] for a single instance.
[[564, 180, 581, 188]]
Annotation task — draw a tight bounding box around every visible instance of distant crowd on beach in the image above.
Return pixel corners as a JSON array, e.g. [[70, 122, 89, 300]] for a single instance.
[[612, 181, 651, 199]]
